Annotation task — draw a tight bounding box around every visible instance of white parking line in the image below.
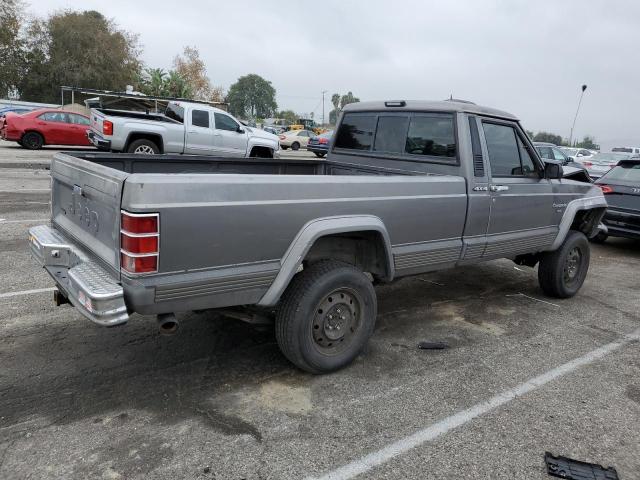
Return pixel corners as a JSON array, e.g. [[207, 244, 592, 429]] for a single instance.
[[0, 188, 50, 192], [506, 293, 560, 307], [0, 218, 48, 224], [306, 328, 640, 480], [0, 287, 56, 299]]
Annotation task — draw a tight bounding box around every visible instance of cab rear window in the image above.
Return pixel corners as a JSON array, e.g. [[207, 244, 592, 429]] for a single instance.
[[335, 111, 457, 162], [602, 163, 640, 181]]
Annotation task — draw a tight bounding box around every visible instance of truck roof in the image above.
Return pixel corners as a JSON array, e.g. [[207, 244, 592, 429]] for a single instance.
[[342, 100, 518, 121]]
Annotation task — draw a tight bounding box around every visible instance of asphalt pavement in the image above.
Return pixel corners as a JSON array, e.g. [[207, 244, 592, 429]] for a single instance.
[[1, 143, 639, 479]]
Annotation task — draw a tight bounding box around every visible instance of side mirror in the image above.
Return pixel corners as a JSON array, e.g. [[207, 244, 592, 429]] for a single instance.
[[237, 126, 245, 134], [545, 162, 563, 180]]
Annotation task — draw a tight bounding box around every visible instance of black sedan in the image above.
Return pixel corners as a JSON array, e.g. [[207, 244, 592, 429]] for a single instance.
[[593, 159, 640, 241], [307, 130, 333, 158]]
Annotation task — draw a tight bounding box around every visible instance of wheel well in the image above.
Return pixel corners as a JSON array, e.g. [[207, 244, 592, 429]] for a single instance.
[[125, 133, 164, 153], [302, 231, 391, 281], [22, 130, 44, 141], [250, 145, 273, 158], [571, 208, 605, 238]]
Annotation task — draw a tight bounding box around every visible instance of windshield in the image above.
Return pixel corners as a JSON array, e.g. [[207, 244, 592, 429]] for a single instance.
[[560, 147, 579, 155], [319, 131, 334, 139], [601, 162, 640, 181]]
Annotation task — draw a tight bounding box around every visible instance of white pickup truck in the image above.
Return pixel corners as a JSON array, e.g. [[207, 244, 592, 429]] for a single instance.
[[87, 101, 280, 158]]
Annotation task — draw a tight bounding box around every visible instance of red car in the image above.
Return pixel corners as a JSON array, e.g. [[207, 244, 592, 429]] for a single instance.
[[0, 109, 92, 150]]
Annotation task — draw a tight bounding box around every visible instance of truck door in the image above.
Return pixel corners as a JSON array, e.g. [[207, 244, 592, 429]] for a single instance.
[[214, 112, 247, 157], [480, 120, 556, 259], [185, 109, 216, 154]]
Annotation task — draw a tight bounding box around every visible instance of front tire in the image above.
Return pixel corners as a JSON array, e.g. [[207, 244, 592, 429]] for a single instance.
[[275, 260, 377, 374], [127, 139, 159, 154], [21, 132, 44, 150], [538, 231, 590, 298], [291, 142, 300, 151]]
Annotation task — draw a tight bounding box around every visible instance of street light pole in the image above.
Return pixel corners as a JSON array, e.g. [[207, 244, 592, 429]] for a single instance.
[[569, 84, 587, 147], [322, 90, 327, 126]]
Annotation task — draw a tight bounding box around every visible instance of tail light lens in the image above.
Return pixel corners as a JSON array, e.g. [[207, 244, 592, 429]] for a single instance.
[[319, 138, 328, 144], [103, 120, 113, 136], [582, 161, 593, 167], [120, 211, 159, 274], [599, 185, 613, 194]]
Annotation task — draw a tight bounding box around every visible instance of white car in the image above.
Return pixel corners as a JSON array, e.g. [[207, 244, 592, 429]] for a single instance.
[[278, 129, 316, 151], [559, 147, 594, 162]]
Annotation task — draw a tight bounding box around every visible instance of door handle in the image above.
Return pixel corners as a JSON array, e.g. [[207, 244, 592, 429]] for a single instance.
[[188, 130, 197, 134], [490, 185, 509, 192]]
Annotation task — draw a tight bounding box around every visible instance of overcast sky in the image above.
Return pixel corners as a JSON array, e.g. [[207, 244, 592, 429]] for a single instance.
[[36, 0, 640, 149]]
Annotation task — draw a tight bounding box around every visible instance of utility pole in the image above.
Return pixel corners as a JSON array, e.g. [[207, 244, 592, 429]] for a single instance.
[[322, 90, 327, 126], [569, 84, 587, 147]]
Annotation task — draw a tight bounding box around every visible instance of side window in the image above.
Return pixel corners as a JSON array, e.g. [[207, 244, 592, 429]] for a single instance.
[[552, 148, 566, 161], [69, 114, 90, 125], [214, 113, 239, 132], [192, 110, 209, 128], [39, 112, 66, 123], [373, 116, 409, 154], [537, 147, 553, 159], [404, 114, 456, 158], [482, 123, 523, 176], [517, 136, 537, 176], [334, 114, 375, 151]]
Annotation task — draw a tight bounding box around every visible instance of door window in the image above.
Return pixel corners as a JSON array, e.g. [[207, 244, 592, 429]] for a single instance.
[[39, 112, 67, 123], [68, 114, 90, 125], [552, 148, 566, 161], [537, 146, 553, 159], [192, 110, 210, 128], [483, 123, 538, 177], [373, 116, 409, 154], [214, 113, 239, 132]]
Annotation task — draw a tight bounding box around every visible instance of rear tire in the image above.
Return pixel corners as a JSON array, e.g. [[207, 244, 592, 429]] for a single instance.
[[21, 132, 44, 150], [281, 145, 289, 150], [275, 260, 377, 374], [538, 230, 590, 298], [127, 139, 159, 154], [291, 142, 300, 151], [590, 232, 608, 243]]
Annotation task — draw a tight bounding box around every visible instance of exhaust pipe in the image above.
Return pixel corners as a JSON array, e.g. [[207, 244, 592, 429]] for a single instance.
[[157, 313, 179, 335]]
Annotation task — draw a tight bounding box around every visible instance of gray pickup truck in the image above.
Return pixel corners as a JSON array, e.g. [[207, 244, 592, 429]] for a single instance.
[[29, 100, 607, 373]]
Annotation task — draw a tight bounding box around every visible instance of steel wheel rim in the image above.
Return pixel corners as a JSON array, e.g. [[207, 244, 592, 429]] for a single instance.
[[563, 246, 582, 285], [25, 135, 39, 148], [311, 288, 362, 355], [134, 145, 155, 154]]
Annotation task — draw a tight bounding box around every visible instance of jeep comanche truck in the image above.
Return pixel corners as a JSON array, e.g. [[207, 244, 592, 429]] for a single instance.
[[87, 101, 280, 158], [29, 100, 607, 374]]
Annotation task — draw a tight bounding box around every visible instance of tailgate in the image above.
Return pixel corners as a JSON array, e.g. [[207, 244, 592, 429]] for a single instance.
[[90, 109, 105, 135], [50, 152, 128, 276]]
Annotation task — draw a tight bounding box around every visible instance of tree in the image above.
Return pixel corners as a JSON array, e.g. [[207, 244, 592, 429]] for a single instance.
[[227, 74, 277, 119], [533, 131, 563, 146], [576, 135, 598, 150], [173, 46, 211, 101], [340, 91, 360, 109], [329, 91, 359, 124], [278, 110, 298, 124], [18, 10, 141, 103], [0, 0, 25, 98], [137, 67, 192, 98]]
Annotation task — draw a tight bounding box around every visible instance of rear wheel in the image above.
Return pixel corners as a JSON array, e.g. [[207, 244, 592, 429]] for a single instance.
[[275, 260, 377, 374], [127, 139, 159, 154], [538, 231, 590, 298], [291, 142, 300, 151], [281, 145, 289, 150], [21, 132, 44, 150]]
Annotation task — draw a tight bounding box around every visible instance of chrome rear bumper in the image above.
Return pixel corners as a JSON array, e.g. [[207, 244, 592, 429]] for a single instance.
[[29, 224, 129, 326]]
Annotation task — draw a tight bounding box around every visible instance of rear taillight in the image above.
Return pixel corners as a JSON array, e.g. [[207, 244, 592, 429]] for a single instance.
[[120, 211, 159, 274], [279, 135, 286, 140], [319, 138, 328, 144], [103, 120, 113, 136], [582, 161, 593, 167], [599, 185, 613, 194]]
